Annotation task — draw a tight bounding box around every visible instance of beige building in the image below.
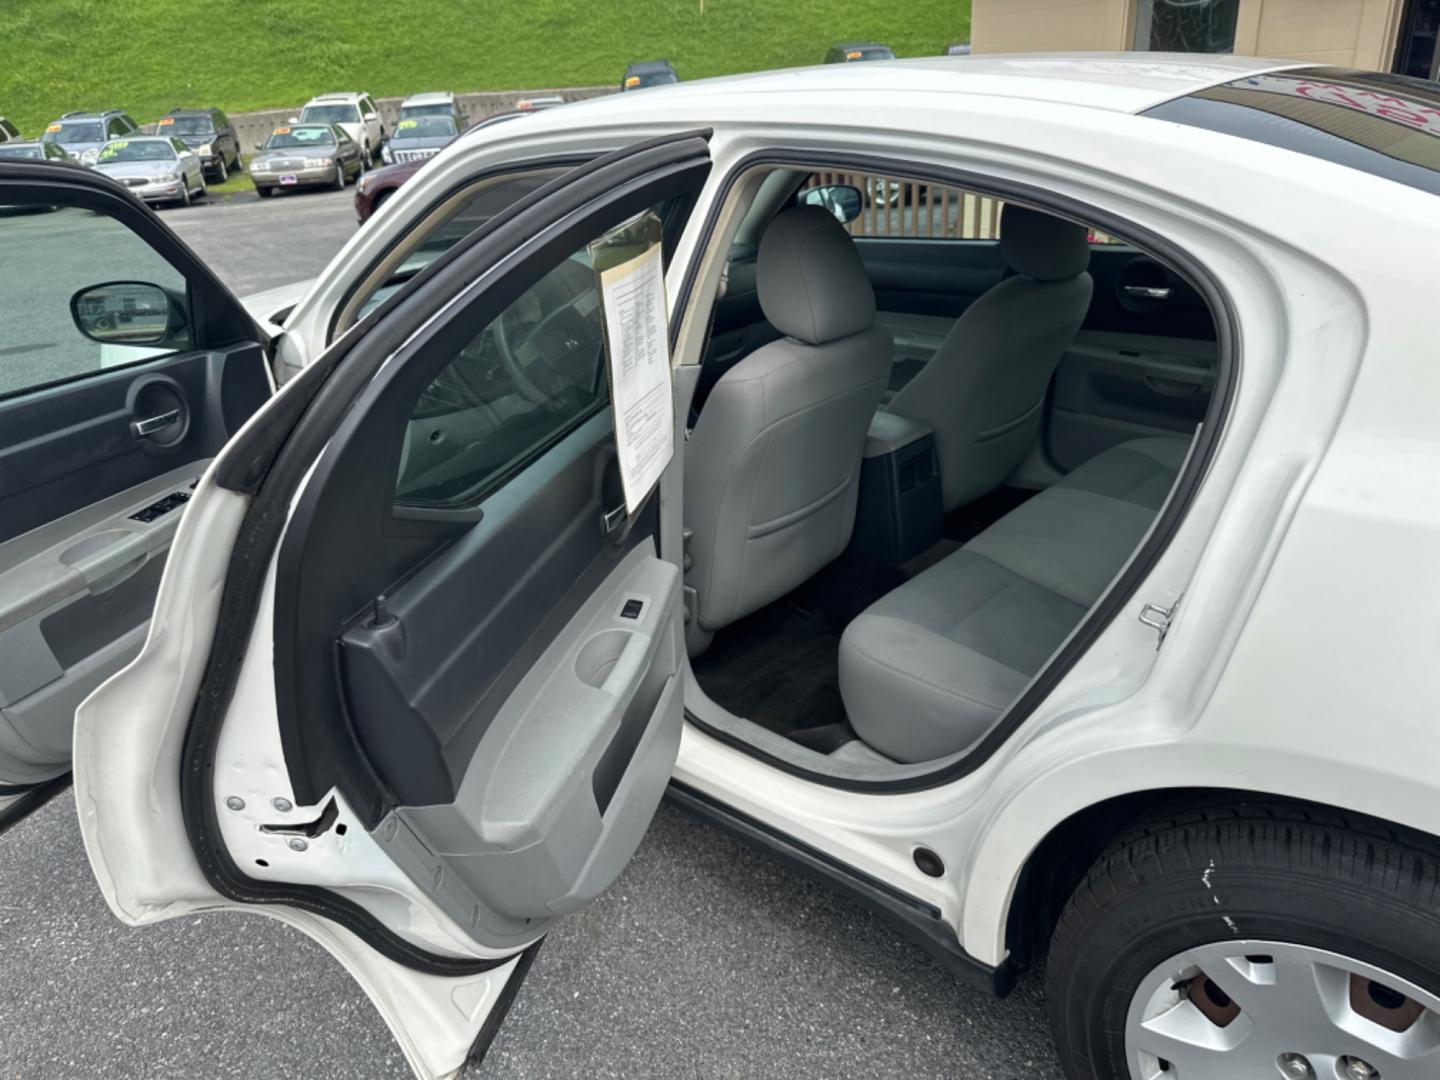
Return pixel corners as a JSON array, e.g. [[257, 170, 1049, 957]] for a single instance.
[[971, 0, 1440, 79]]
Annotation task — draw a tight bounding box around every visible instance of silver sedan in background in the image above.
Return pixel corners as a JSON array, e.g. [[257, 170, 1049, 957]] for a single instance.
[[249, 123, 363, 198], [92, 136, 206, 207]]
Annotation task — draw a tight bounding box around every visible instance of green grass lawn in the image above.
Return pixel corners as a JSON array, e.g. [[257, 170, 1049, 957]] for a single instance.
[[1, 0, 969, 138], [205, 156, 256, 199]]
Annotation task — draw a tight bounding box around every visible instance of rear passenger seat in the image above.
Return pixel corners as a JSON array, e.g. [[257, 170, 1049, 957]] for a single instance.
[[838, 436, 1190, 763]]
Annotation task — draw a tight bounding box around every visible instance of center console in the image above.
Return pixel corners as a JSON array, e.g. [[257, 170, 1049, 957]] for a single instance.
[[849, 412, 943, 565]]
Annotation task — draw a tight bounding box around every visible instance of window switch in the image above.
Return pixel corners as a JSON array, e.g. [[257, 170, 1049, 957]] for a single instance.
[[620, 599, 644, 620]]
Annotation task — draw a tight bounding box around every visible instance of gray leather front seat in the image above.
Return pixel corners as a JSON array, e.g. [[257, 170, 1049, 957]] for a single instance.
[[685, 206, 891, 641], [888, 205, 1094, 512]]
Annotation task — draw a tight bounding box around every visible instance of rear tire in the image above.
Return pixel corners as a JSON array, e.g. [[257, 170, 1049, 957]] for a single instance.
[[179, 183, 191, 208], [214, 156, 228, 183], [332, 163, 345, 191], [1046, 801, 1440, 1080], [256, 185, 273, 199]]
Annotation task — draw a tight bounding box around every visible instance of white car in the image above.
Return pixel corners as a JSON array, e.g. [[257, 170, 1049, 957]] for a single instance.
[[298, 90, 385, 165], [3, 54, 1440, 1080]]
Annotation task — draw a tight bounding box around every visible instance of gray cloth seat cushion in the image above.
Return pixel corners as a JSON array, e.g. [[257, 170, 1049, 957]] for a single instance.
[[838, 436, 1189, 763], [886, 206, 1093, 512], [685, 206, 892, 635]]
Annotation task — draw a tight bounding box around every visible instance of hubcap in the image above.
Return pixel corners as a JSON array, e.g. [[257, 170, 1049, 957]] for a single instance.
[[1125, 940, 1440, 1079]]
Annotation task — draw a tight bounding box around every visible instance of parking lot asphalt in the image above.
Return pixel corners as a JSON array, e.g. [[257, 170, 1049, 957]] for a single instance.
[[0, 190, 1064, 1080]]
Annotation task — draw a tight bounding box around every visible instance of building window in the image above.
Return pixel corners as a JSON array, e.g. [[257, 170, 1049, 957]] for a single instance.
[[1395, 0, 1440, 80], [1133, 0, 1241, 53]]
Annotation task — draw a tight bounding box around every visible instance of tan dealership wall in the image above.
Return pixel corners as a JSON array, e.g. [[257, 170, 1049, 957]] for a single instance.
[[972, 0, 1406, 71]]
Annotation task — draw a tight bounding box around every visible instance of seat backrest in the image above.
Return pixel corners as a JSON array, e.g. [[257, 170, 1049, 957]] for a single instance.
[[685, 206, 891, 633], [888, 206, 1093, 511]]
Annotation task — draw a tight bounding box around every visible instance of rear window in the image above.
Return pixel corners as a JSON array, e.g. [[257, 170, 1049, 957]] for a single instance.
[[1144, 67, 1440, 196]]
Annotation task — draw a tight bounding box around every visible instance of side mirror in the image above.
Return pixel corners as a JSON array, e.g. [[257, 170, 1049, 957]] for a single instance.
[[797, 184, 863, 225], [70, 281, 183, 345]]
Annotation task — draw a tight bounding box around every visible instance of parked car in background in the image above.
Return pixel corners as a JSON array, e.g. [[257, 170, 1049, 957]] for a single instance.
[[0, 140, 72, 163], [516, 95, 564, 110], [398, 91, 465, 127], [92, 135, 206, 207], [250, 123, 363, 198], [298, 92, 385, 165], [0, 117, 20, 146], [944, 42, 972, 56], [41, 109, 138, 165], [354, 160, 419, 222], [622, 60, 679, 90], [357, 111, 529, 223], [824, 42, 897, 62], [382, 115, 458, 166], [157, 107, 242, 182]]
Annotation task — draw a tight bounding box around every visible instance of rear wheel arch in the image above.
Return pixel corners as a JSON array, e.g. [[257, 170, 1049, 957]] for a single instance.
[[1000, 788, 1440, 974]]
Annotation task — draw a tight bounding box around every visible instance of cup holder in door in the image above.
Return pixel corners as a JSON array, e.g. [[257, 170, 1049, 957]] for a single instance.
[[575, 629, 634, 690], [126, 375, 190, 450]]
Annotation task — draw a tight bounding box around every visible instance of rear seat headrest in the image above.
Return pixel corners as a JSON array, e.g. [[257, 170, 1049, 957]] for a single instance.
[[757, 205, 876, 345], [1000, 205, 1091, 282]]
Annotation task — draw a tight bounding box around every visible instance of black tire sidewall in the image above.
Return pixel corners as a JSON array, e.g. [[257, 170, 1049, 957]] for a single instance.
[[1047, 817, 1440, 1079]]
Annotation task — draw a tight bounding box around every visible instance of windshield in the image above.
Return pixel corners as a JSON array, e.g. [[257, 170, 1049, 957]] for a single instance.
[[97, 140, 176, 163], [400, 103, 454, 119], [0, 145, 41, 159], [44, 122, 103, 145], [301, 103, 360, 124], [161, 116, 215, 136], [264, 126, 337, 149], [394, 116, 456, 139]]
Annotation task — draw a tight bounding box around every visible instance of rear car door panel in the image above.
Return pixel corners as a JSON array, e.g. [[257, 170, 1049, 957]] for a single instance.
[[1047, 247, 1218, 470]]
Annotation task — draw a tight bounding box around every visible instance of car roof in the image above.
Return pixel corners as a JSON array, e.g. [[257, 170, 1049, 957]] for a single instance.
[[625, 60, 675, 72], [57, 110, 127, 120], [831, 42, 890, 49], [307, 92, 367, 103], [163, 106, 221, 116], [402, 91, 454, 105], [540, 53, 1303, 119]]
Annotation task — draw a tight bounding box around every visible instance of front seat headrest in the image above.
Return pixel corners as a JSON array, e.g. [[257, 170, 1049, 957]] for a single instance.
[[1000, 205, 1090, 282], [757, 205, 876, 345]]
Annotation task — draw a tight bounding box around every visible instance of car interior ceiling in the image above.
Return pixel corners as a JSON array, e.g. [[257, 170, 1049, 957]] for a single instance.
[[682, 164, 1218, 779]]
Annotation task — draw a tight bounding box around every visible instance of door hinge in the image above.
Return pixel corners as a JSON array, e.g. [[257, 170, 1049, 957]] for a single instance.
[[1138, 595, 1181, 649]]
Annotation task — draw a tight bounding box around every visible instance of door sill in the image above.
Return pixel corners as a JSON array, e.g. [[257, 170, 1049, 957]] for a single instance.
[[0, 773, 71, 838], [665, 779, 1015, 997]]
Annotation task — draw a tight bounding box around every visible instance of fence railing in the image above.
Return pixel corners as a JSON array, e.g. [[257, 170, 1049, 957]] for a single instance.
[[803, 171, 1004, 240], [800, 171, 1123, 245]]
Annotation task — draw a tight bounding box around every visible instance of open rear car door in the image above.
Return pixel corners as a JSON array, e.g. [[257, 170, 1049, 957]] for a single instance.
[[75, 132, 713, 1078]]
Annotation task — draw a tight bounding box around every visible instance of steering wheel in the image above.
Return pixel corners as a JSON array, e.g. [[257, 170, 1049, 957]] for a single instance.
[[493, 302, 603, 413]]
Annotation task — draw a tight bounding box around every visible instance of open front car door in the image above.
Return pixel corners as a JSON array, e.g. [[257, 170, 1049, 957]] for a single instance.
[[75, 132, 712, 1078]]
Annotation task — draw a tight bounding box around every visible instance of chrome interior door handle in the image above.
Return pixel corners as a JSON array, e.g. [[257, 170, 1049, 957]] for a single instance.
[[601, 502, 627, 538], [131, 409, 182, 438], [1122, 285, 1172, 301]]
